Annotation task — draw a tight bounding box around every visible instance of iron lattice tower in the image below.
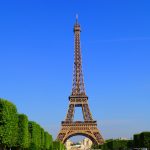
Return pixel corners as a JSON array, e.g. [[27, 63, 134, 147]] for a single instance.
[[57, 16, 104, 145]]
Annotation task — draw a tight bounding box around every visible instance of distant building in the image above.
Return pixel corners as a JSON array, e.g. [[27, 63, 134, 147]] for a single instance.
[[118, 137, 130, 140], [65, 138, 93, 150], [80, 138, 93, 149], [65, 139, 73, 150]]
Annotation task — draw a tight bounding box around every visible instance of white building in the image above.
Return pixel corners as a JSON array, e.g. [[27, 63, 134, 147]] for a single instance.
[[65, 139, 73, 150], [80, 138, 93, 149], [65, 138, 93, 150]]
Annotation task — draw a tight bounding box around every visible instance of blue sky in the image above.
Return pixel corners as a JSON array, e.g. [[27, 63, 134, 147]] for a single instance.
[[0, 0, 150, 141]]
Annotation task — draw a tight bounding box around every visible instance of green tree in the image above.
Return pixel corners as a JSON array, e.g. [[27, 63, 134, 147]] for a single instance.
[[127, 140, 133, 149], [95, 139, 133, 150], [49, 134, 53, 149], [36, 124, 42, 149], [0, 98, 18, 149], [17, 114, 29, 149], [134, 133, 141, 148], [41, 128, 44, 150], [112, 140, 128, 150], [53, 141, 60, 150], [44, 132, 52, 150], [0, 98, 54, 150], [28, 121, 41, 150], [140, 132, 150, 148], [91, 144, 102, 149], [52, 141, 66, 150]]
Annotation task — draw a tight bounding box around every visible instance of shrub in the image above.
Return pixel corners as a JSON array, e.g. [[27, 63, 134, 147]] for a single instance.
[[17, 114, 29, 149], [0, 98, 18, 149]]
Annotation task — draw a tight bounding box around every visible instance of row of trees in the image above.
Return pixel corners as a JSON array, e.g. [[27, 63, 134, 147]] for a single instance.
[[0, 98, 66, 150], [134, 132, 150, 148], [92, 132, 150, 150], [92, 139, 133, 150]]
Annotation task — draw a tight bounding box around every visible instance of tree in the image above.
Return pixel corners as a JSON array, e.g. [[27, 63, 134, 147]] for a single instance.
[[0, 98, 54, 150], [44, 132, 53, 150], [112, 140, 128, 150], [41, 128, 44, 150], [28, 121, 41, 150], [52, 141, 66, 150], [91, 144, 102, 149], [127, 140, 133, 149], [53, 141, 61, 150], [134, 133, 141, 148], [36, 124, 42, 149], [93, 139, 133, 150], [17, 114, 29, 149], [140, 132, 150, 148], [48, 134, 53, 149], [0, 98, 18, 149]]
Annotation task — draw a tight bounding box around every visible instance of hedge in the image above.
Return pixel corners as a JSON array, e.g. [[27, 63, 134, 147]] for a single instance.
[[17, 114, 29, 149], [53, 141, 66, 150], [92, 139, 133, 150], [134, 132, 150, 148], [0, 98, 59, 150], [0, 98, 18, 149]]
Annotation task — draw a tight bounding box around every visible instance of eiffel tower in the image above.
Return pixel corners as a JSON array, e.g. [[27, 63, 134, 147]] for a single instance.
[[57, 16, 104, 145]]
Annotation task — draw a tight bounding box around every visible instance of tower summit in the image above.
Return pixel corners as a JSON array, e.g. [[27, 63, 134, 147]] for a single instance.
[[72, 15, 85, 96], [57, 16, 104, 145]]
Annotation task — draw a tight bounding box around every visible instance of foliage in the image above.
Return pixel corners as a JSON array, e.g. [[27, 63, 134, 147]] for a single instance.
[[41, 128, 45, 150], [53, 141, 66, 150], [111, 140, 128, 150], [28, 123, 53, 150], [44, 131, 53, 150], [0, 98, 66, 150], [140, 132, 150, 148], [134, 133, 141, 148], [17, 114, 29, 148], [44, 132, 49, 150], [28, 121, 42, 150], [91, 144, 102, 149], [92, 139, 133, 150], [134, 132, 150, 148], [126, 140, 133, 149], [0, 98, 18, 149]]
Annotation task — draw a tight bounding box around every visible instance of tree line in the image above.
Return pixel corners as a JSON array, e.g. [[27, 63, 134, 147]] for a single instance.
[[0, 98, 66, 150], [92, 132, 150, 150]]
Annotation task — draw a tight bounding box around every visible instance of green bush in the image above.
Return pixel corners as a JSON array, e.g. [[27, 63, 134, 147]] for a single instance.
[[0, 98, 18, 149], [140, 132, 150, 148], [41, 128, 45, 150], [44, 132, 53, 150], [134, 133, 141, 148], [53, 141, 66, 150], [134, 132, 150, 148], [92, 139, 133, 150], [112, 140, 128, 150], [28, 121, 42, 150], [0, 98, 65, 150], [17, 114, 29, 149]]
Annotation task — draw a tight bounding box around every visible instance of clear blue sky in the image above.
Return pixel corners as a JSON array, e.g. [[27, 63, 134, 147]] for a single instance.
[[0, 0, 150, 140]]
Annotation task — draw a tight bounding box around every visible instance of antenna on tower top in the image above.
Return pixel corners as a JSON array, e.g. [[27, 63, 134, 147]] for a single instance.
[[76, 14, 78, 24]]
